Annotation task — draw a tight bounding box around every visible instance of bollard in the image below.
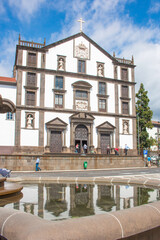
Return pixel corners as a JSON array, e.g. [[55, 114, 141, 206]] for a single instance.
[[83, 161, 88, 169]]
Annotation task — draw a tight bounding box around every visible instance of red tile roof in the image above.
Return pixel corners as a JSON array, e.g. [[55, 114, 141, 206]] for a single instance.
[[0, 76, 16, 83], [152, 121, 160, 126]]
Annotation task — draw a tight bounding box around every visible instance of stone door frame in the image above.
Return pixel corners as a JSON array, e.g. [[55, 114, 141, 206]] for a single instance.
[[70, 112, 95, 153], [45, 117, 67, 153]]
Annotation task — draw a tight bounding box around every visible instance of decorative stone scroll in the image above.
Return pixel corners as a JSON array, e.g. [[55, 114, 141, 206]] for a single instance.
[[75, 42, 89, 59]]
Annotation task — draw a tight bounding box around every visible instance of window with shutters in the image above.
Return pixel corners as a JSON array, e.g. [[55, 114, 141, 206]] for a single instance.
[[122, 102, 129, 114], [26, 91, 36, 106], [121, 68, 128, 81], [27, 72, 36, 87], [122, 86, 129, 98], [27, 52, 37, 67]]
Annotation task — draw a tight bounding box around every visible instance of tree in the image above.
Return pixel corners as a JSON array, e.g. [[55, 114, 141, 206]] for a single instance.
[[136, 83, 153, 150]]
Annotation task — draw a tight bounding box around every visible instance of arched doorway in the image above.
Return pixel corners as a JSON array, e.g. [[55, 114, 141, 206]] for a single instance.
[[75, 125, 88, 153]]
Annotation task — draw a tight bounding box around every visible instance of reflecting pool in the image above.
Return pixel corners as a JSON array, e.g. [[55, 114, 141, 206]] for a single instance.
[[1, 183, 160, 221]]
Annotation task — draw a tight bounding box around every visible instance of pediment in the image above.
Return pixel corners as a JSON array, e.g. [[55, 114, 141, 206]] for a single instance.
[[70, 112, 95, 120], [46, 117, 67, 127], [97, 121, 115, 130], [72, 81, 92, 89]]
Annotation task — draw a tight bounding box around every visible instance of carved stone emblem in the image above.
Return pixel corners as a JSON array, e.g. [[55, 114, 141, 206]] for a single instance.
[[75, 42, 89, 59], [76, 100, 88, 110]]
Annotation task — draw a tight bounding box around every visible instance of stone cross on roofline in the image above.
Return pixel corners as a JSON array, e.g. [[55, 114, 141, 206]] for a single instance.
[[77, 18, 85, 32]]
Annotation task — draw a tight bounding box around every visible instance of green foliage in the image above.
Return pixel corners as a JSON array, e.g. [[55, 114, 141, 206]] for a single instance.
[[136, 83, 153, 149]]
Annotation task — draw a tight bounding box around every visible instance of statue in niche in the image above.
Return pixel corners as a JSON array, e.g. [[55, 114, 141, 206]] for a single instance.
[[26, 114, 34, 128], [98, 64, 104, 77], [58, 58, 64, 70], [123, 121, 129, 134]]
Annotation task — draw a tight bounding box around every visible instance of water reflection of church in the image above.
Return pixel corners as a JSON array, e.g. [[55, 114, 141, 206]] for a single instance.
[[8, 183, 160, 220]]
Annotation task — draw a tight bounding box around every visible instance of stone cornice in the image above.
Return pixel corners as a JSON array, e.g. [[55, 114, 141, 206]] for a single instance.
[[16, 65, 136, 86]]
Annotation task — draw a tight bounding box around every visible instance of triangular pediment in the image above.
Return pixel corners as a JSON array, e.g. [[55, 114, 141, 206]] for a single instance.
[[97, 121, 115, 130], [70, 112, 95, 120], [43, 32, 118, 63], [46, 117, 67, 127]]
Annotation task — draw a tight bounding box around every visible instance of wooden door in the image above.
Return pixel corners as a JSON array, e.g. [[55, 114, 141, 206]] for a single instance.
[[100, 134, 110, 154], [50, 131, 62, 153]]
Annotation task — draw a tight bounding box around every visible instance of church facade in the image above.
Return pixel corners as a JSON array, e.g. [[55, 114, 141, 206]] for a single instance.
[[1, 32, 137, 155]]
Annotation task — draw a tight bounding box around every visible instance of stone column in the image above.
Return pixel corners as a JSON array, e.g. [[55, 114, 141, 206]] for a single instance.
[[15, 109, 21, 147], [115, 83, 119, 114], [39, 111, 44, 147]]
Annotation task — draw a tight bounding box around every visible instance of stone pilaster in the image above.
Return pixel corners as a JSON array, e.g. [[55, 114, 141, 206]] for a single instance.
[[39, 111, 44, 147], [15, 109, 21, 146], [115, 117, 119, 148]]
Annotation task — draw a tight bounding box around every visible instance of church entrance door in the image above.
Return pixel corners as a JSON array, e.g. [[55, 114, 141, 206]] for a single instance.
[[75, 125, 88, 153], [100, 134, 110, 154], [50, 131, 62, 153]]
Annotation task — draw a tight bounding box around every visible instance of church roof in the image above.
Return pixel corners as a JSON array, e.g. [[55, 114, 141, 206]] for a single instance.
[[0, 76, 16, 85]]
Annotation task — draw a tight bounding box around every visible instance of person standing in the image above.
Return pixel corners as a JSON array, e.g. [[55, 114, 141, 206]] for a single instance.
[[83, 144, 87, 154], [107, 144, 110, 155], [125, 144, 129, 156], [36, 157, 41, 171]]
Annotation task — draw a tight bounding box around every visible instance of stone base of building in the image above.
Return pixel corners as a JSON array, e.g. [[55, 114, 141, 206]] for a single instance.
[[0, 154, 144, 171]]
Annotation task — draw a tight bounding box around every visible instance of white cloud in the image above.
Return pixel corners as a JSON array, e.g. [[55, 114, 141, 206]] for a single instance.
[[148, 2, 160, 14], [0, 32, 18, 77], [8, 0, 46, 21]]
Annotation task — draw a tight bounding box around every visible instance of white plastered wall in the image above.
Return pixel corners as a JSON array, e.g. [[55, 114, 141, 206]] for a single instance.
[[0, 84, 16, 146], [22, 50, 27, 66], [108, 83, 115, 113], [45, 74, 54, 108], [21, 110, 39, 146]]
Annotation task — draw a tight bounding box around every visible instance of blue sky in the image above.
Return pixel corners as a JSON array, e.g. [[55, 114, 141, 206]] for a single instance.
[[0, 0, 160, 119]]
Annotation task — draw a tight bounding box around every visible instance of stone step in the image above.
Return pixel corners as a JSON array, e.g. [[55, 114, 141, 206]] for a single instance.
[[0, 182, 23, 197]]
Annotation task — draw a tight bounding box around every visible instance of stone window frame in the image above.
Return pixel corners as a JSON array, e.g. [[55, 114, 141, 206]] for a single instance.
[[122, 119, 129, 135], [26, 72, 37, 87], [25, 112, 35, 129], [25, 89, 37, 107], [72, 81, 92, 111], [121, 85, 129, 98], [77, 59, 86, 74], [52, 75, 66, 109], [121, 66, 128, 81], [57, 55, 66, 71], [97, 62, 105, 77], [27, 51, 37, 68], [54, 93, 64, 109], [97, 81, 109, 113], [121, 100, 130, 115], [98, 98, 107, 112]]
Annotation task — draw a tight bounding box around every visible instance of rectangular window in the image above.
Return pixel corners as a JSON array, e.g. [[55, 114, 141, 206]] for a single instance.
[[75, 90, 88, 99], [27, 52, 37, 67], [121, 68, 128, 81], [55, 76, 63, 89], [99, 82, 106, 95], [27, 72, 36, 87], [78, 60, 85, 73], [122, 102, 129, 114], [55, 94, 63, 107], [99, 99, 106, 111], [26, 91, 35, 106], [6, 112, 13, 120], [122, 86, 128, 98]]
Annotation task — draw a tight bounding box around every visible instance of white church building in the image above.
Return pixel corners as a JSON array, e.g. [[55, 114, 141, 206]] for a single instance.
[[0, 30, 137, 155]]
